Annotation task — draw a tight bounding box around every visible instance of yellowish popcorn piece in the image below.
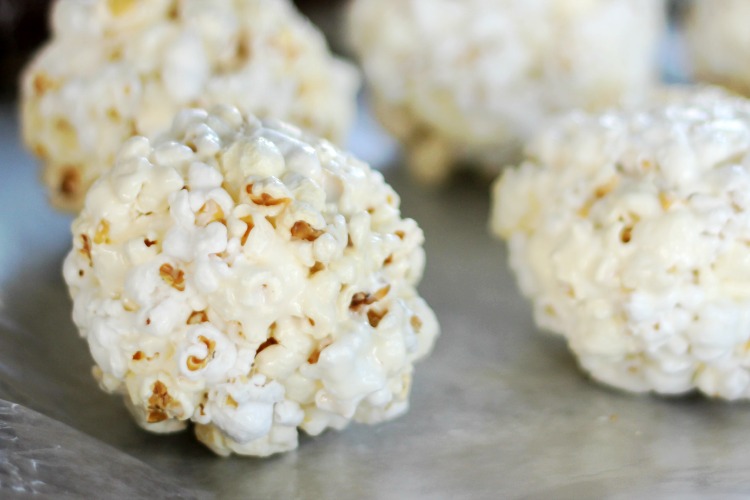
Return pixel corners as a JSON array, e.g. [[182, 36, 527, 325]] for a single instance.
[[63, 106, 439, 457], [21, 0, 359, 211]]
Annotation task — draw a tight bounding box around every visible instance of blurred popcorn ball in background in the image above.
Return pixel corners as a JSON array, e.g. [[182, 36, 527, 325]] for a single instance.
[[19, 0, 359, 212], [347, 0, 665, 185], [684, 0, 750, 96]]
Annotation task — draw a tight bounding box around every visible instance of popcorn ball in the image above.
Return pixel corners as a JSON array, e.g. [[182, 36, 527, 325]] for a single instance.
[[62, 106, 438, 456], [685, 0, 750, 96], [491, 87, 750, 399], [348, 0, 664, 185], [22, 0, 359, 212]]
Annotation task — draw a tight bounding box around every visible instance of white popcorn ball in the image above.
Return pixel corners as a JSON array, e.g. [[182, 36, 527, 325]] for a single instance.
[[684, 0, 750, 96], [347, 0, 664, 185], [491, 86, 750, 400], [63, 106, 439, 457], [22, 0, 359, 212]]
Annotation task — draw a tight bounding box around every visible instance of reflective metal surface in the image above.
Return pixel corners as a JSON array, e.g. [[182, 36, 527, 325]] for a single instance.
[[0, 399, 206, 499], [2, 99, 750, 499]]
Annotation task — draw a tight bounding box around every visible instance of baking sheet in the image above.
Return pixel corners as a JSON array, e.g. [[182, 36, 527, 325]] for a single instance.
[[3, 88, 750, 498]]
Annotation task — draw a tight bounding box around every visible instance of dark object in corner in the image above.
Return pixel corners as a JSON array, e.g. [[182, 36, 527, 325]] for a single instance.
[[0, 0, 52, 98]]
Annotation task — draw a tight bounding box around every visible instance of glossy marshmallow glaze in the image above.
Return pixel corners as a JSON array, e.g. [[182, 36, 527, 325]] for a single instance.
[[63, 106, 438, 456]]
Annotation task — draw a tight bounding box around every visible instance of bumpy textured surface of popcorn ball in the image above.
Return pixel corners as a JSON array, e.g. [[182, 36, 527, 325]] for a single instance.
[[348, 0, 663, 185], [62, 106, 438, 456], [491, 87, 750, 399], [685, 0, 750, 96], [22, 0, 359, 212]]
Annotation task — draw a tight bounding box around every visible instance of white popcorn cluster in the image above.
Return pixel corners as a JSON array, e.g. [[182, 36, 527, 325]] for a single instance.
[[491, 87, 750, 399], [22, 0, 359, 211], [348, 0, 664, 185], [62, 106, 438, 456], [685, 0, 750, 97]]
